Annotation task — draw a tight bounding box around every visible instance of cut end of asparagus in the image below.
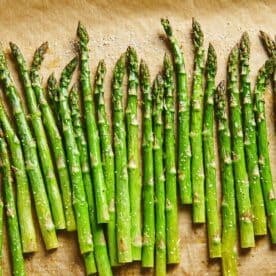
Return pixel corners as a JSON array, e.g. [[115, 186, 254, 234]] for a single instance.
[[77, 21, 89, 44], [192, 18, 204, 48], [161, 18, 173, 36], [140, 59, 150, 82], [206, 43, 217, 78]]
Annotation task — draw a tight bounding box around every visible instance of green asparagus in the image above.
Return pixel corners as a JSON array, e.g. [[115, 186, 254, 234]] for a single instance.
[[0, 44, 58, 250], [161, 18, 191, 204], [47, 73, 60, 123], [77, 22, 109, 224], [254, 58, 276, 243], [227, 45, 255, 248], [0, 136, 26, 276], [10, 42, 65, 230], [0, 192, 3, 276], [0, 99, 37, 253], [30, 42, 76, 231], [239, 33, 267, 236], [214, 81, 237, 276], [191, 19, 205, 223], [57, 58, 93, 254], [94, 60, 118, 266], [140, 60, 155, 267], [153, 74, 166, 276], [163, 53, 179, 264], [126, 46, 142, 260], [84, 252, 97, 275], [112, 54, 132, 263], [70, 84, 112, 276], [203, 44, 221, 258]]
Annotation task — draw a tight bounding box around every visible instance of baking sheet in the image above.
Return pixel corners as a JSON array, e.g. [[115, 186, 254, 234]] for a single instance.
[[0, 0, 276, 275]]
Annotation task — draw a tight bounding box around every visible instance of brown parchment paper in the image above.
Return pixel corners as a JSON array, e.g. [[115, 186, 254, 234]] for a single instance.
[[0, 0, 276, 275]]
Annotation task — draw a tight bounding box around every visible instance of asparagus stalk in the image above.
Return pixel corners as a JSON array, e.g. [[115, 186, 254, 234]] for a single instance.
[[77, 22, 109, 224], [140, 60, 155, 267], [161, 18, 192, 204], [47, 73, 60, 123], [84, 252, 97, 275], [227, 45, 255, 248], [126, 46, 142, 260], [0, 136, 26, 276], [203, 44, 221, 258], [153, 74, 166, 276], [112, 54, 132, 263], [57, 58, 93, 254], [10, 42, 65, 230], [0, 193, 3, 276], [70, 84, 112, 276], [239, 33, 267, 236], [0, 99, 37, 253], [254, 58, 276, 243], [214, 81, 237, 276], [0, 44, 58, 250], [163, 54, 179, 264], [94, 60, 118, 266], [30, 42, 76, 231], [190, 19, 205, 223]]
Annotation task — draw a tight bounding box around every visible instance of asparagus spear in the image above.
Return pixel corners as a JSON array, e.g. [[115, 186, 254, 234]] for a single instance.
[[163, 54, 179, 264], [94, 60, 118, 266], [70, 84, 112, 276], [47, 73, 60, 123], [153, 74, 166, 276], [0, 99, 37, 253], [10, 42, 65, 230], [0, 136, 26, 276], [239, 33, 267, 236], [214, 81, 237, 276], [190, 19, 205, 223], [0, 44, 58, 250], [57, 58, 93, 254], [126, 46, 142, 260], [254, 58, 276, 243], [30, 42, 76, 231], [203, 44, 221, 258], [140, 60, 155, 267], [0, 193, 3, 276], [227, 45, 255, 248], [77, 22, 109, 224], [112, 54, 132, 263], [161, 18, 192, 204], [84, 252, 97, 275]]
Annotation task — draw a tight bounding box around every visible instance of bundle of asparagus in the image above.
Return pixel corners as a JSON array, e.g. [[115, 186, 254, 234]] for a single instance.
[[0, 19, 274, 276]]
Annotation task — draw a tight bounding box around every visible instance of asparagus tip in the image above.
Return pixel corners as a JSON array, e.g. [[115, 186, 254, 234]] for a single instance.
[[240, 32, 250, 55], [140, 59, 150, 81], [161, 18, 172, 36], [206, 43, 217, 75], [77, 21, 89, 43], [9, 42, 20, 56], [192, 18, 204, 47]]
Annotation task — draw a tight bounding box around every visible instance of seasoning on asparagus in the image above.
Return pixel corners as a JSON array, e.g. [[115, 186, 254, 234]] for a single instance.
[[112, 54, 132, 263], [0, 136, 26, 276], [57, 58, 93, 254], [190, 19, 205, 223], [254, 58, 276, 243], [140, 60, 155, 267], [153, 74, 166, 276], [214, 81, 237, 276], [0, 44, 58, 250], [77, 22, 109, 224], [239, 33, 267, 236], [126, 46, 142, 260], [203, 44, 221, 258], [161, 18, 191, 204], [30, 42, 76, 231], [70, 84, 112, 275], [227, 45, 255, 248], [10, 42, 65, 230], [94, 60, 118, 266], [163, 53, 180, 264], [0, 99, 37, 253]]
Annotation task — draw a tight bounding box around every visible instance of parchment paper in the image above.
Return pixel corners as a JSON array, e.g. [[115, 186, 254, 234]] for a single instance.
[[0, 0, 276, 275]]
